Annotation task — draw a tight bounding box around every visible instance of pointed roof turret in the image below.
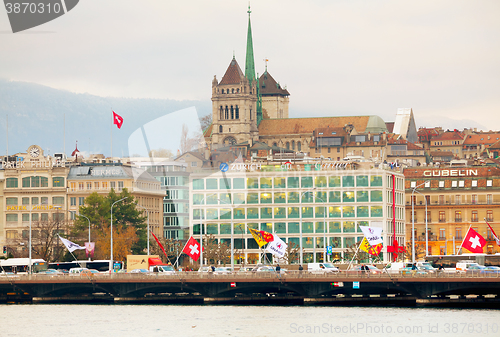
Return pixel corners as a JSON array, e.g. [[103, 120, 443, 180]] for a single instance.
[[220, 56, 246, 85], [245, 5, 256, 83]]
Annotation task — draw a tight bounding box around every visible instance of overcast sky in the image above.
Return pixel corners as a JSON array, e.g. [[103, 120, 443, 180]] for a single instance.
[[1, 0, 499, 131]]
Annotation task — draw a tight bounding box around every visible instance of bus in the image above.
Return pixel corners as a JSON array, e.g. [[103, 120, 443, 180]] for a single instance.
[[48, 260, 124, 272], [0, 258, 48, 274]]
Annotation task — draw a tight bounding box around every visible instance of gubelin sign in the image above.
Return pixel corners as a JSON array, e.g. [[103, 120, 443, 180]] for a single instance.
[[423, 169, 478, 177]]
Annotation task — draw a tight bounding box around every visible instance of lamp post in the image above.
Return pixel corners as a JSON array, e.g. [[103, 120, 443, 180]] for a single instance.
[[218, 198, 234, 272], [299, 187, 316, 265], [315, 194, 327, 263], [413, 188, 428, 258], [110, 197, 128, 271], [136, 204, 150, 255], [29, 200, 47, 274], [78, 214, 91, 260], [411, 181, 428, 263], [198, 193, 217, 271]]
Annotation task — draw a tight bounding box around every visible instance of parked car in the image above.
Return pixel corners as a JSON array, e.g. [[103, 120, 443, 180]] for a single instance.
[[69, 267, 93, 276], [214, 267, 232, 275], [307, 263, 339, 273], [253, 266, 276, 273], [38, 269, 64, 275], [129, 268, 150, 273], [237, 267, 254, 274], [348, 265, 382, 274]]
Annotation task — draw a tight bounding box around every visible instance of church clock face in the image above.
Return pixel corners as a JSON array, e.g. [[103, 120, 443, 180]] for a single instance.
[[28, 145, 41, 158]]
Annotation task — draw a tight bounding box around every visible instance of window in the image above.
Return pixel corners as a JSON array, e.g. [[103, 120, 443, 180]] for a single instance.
[[297, 142, 301, 151], [458, 181, 464, 187], [471, 180, 478, 187], [79, 197, 85, 206], [487, 194, 493, 205], [471, 210, 478, 222], [452, 181, 457, 188], [439, 195, 444, 205], [22, 197, 29, 205], [6, 214, 18, 221], [487, 180, 492, 187], [410, 181, 416, 188], [487, 210, 493, 222], [455, 211, 462, 222], [87, 182, 92, 190], [455, 195, 461, 204], [455, 227, 462, 240], [118, 181, 124, 190], [52, 177, 65, 187], [6, 198, 18, 205], [439, 228, 446, 241], [79, 182, 84, 190], [94, 182, 100, 190], [439, 181, 444, 188], [70, 197, 76, 206], [110, 181, 116, 189], [439, 211, 445, 222], [471, 195, 478, 204], [6, 178, 18, 188], [53, 197, 64, 205]]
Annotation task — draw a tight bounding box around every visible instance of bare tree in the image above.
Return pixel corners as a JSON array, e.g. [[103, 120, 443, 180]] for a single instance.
[[148, 148, 173, 158], [404, 242, 425, 262], [150, 237, 183, 264], [180, 124, 202, 154], [200, 114, 212, 132], [282, 241, 301, 265]]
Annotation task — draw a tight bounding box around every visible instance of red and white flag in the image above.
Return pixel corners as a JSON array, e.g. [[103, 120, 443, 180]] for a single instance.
[[486, 221, 500, 246], [461, 227, 486, 253], [183, 236, 202, 261], [113, 111, 124, 129]]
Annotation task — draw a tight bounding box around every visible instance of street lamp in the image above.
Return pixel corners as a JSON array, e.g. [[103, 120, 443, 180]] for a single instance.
[[110, 197, 128, 271], [411, 181, 428, 263], [29, 200, 47, 274], [198, 193, 217, 271], [315, 194, 327, 263], [218, 198, 234, 272], [299, 187, 316, 265], [78, 214, 91, 260], [136, 204, 150, 255]]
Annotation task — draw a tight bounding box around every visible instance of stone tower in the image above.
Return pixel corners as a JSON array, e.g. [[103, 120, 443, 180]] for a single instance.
[[210, 6, 260, 149]]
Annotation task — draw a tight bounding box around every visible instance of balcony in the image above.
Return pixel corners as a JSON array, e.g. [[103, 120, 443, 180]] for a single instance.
[[455, 218, 462, 222], [439, 219, 446, 223]]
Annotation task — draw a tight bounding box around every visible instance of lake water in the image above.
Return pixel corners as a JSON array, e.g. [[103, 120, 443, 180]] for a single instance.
[[1, 304, 498, 337]]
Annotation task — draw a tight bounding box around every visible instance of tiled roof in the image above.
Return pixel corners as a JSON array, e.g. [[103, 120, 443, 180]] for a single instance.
[[385, 122, 394, 133], [463, 133, 500, 145], [203, 124, 213, 138], [430, 150, 454, 156], [219, 57, 246, 85], [432, 130, 464, 141], [258, 116, 374, 136], [259, 71, 289, 96]]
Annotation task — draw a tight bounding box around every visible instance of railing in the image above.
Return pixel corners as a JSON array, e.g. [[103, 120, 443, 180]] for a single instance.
[[4, 270, 500, 281]]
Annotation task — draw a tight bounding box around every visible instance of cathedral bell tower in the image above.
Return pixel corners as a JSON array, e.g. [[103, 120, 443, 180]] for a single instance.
[[209, 6, 260, 149]]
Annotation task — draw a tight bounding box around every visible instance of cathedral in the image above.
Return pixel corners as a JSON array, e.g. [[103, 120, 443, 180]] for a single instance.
[[204, 7, 389, 160]]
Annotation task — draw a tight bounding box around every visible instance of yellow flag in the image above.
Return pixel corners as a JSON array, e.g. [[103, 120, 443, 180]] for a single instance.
[[359, 237, 382, 256], [249, 227, 268, 247]]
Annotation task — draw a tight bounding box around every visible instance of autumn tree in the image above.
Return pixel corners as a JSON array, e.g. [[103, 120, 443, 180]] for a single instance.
[[404, 242, 426, 262], [149, 237, 183, 264], [72, 188, 147, 258], [200, 114, 212, 132]]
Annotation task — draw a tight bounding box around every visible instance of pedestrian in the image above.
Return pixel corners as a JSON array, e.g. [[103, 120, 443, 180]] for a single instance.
[[298, 264, 303, 276], [276, 264, 281, 273], [211, 265, 215, 272]]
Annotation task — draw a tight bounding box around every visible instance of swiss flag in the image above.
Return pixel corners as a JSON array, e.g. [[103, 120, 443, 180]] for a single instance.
[[113, 111, 124, 129], [462, 227, 486, 253], [183, 236, 202, 261]]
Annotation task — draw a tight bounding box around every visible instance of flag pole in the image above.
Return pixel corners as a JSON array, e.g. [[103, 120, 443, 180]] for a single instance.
[[110, 109, 113, 160], [173, 240, 190, 269], [457, 224, 472, 255], [348, 242, 362, 270]]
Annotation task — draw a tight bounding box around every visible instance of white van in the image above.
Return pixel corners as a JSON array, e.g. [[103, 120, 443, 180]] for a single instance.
[[456, 261, 480, 272], [307, 263, 339, 273]]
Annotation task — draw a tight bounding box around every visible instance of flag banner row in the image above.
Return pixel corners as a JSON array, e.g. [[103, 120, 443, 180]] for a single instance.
[[359, 237, 383, 256]]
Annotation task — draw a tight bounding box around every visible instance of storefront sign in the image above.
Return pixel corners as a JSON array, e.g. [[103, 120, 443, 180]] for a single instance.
[[6, 205, 55, 211], [423, 169, 478, 177], [1, 160, 65, 170]]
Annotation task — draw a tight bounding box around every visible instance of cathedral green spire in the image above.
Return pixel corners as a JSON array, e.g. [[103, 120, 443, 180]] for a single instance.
[[245, 5, 256, 83]]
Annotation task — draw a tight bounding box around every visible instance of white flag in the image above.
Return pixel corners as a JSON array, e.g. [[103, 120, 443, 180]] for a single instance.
[[266, 235, 287, 258], [359, 226, 383, 246], [59, 236, 85, 253]]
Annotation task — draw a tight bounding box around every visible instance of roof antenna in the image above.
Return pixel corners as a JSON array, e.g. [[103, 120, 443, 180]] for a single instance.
[[264, 58, 268, 73]]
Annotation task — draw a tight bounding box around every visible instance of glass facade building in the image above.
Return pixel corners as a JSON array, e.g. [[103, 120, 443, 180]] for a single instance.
[[190, 166, 405, 264]]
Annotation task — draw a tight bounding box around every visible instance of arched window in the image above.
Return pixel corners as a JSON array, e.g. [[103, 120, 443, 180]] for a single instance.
[[272, 142, 277, 147], [237, 88, 240, 93], [232, 88, 234, 94], [292, 141, 295, 150], [225, 106, 229, 119], [231, 106, 234, 119], [219, 125, 223, 133], [219, 106, 223, 120], [297, 142, 302, 151], [235, 105, 239, 119], [221, 89, 224, 94], [223, 136, 237, 146], [286, 142, 290, 150]]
